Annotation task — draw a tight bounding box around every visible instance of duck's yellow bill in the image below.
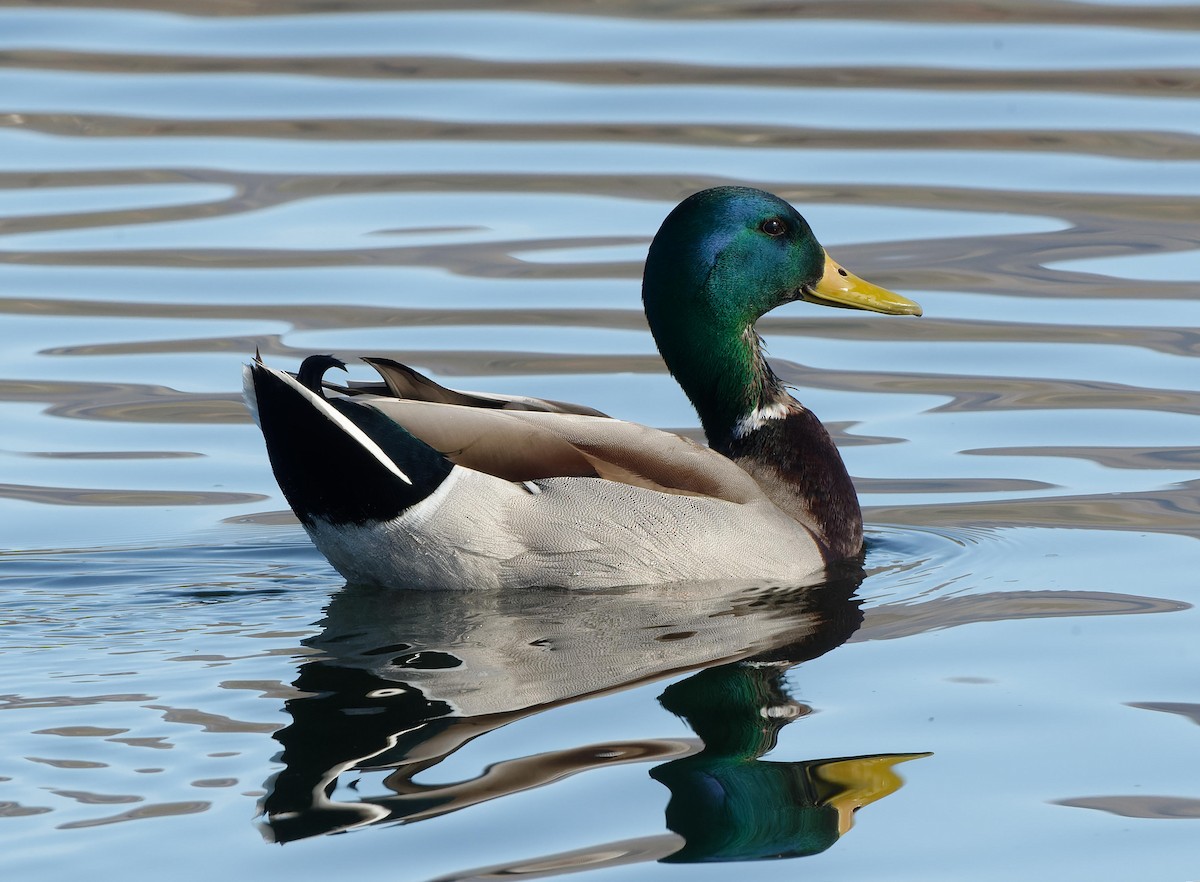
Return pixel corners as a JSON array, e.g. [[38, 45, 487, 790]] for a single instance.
[[805, 251, 922, 316]]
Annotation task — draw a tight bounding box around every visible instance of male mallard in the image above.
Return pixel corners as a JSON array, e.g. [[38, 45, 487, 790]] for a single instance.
[[244, 187, 920, 589]]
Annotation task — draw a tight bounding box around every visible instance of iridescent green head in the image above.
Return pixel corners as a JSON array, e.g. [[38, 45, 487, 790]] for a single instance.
[[642, 187, 920, 443]]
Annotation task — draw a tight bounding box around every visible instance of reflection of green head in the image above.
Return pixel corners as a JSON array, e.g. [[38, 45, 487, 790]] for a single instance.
[[654, 759, 840, 862], [655, 663, 930, 864], [656, 663, 833, 861]]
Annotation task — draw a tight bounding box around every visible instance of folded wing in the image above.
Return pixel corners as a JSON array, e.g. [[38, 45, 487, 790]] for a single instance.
[[354, 360, 764, 505]]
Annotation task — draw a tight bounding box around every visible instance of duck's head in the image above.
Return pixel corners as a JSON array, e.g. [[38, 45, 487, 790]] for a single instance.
[[643, 186, 921, 332], [642, 187, 921, 442]]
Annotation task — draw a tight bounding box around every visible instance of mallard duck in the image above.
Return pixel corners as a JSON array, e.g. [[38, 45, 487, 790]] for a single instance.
[[244, 187, 920, 589]]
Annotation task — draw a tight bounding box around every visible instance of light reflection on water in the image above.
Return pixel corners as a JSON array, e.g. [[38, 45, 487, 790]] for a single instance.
[[2, 2, 1200, 881]]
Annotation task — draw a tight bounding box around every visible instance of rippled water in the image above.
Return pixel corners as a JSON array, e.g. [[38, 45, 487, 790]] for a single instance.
[[3, 2, 1200, 880]]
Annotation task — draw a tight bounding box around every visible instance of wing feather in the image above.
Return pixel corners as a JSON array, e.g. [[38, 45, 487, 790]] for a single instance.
[[362, 397, 763, 504], [324, 359, 764, 504], [362, 357, 608, 417]]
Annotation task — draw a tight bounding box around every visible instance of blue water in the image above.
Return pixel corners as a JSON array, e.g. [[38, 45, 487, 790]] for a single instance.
[[3, 3, 1200, 880]]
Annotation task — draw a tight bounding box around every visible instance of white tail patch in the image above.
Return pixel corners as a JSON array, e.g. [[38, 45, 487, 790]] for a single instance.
[[733, 401, 790, 438], [251, 363, 413, 486], [241, 363, 263, 429]]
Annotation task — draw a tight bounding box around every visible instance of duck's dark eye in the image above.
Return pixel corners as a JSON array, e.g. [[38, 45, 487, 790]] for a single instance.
[[759, 217, 787, 237]]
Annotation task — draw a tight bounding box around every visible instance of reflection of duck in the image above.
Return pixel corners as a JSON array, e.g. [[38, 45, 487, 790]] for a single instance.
[[260, 571, 926, 873], [244, 187, 921, 589], [260, 575, 866, 842]]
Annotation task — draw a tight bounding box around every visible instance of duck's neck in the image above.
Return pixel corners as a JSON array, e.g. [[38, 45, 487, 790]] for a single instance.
[[649, 312, 864, 559], [655, 317, 789, 451]]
